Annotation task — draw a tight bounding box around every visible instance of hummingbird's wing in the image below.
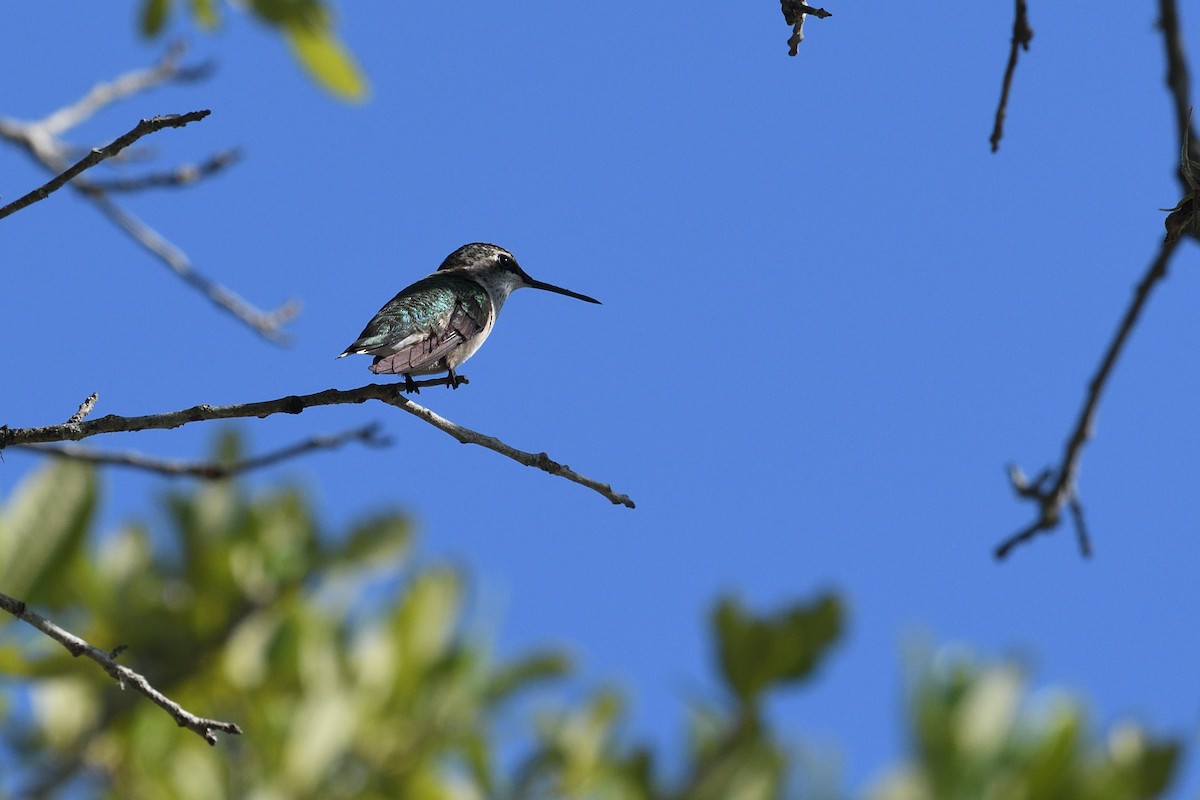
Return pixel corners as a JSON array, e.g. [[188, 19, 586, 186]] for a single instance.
[[340, 275, 491, 375], [369, 301, 486, 375]]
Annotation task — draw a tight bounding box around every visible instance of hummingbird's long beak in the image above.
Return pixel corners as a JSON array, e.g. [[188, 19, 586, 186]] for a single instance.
[[524, 276, 601, 304]]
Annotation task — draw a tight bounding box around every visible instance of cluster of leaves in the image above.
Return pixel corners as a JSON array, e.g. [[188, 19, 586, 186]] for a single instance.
[[0, 433, 563, 798], [138, 0, 367, 100], [869, 652, 1179, 800], [0, 434, 1183, 799]]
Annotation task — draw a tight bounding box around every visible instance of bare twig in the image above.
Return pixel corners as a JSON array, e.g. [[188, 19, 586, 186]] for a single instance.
[[0, 384, 636, 508], [67, 393, 99, 425], [83, 149, 241, 193], [1067, 491, 1092, 557], [1159, 0, 1195, 186], [18, 423, 388, 479], [0, 111, 210, 221], [990, 0, 1033, 152], [0, 591, 242, 745], [996, 237, 1181, 559], [781, 0, 832, 56]]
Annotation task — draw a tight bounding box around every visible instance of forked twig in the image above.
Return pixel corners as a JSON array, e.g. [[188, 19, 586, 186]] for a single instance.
[[0, 112, 210, 221], [996, 236, 1181, 559], [0, 47, 297, 343]]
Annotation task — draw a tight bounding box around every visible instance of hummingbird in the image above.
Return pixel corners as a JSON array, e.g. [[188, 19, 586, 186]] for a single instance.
[[338, 243, 601, 392]]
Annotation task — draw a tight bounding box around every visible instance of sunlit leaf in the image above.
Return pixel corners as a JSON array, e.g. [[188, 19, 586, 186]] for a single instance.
[[0, 460, 95, 604], [31, 677, 100, 749], [283, 21, 369, 101], [392, 567, 462, 679], [189, 0, 219, 29]]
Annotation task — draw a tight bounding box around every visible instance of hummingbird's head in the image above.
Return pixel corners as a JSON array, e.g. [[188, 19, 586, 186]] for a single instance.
[[439, 243, 601, 306]]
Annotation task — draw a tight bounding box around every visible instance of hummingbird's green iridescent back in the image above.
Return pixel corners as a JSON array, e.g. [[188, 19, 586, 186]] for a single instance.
[[343, 273, 492, 375]]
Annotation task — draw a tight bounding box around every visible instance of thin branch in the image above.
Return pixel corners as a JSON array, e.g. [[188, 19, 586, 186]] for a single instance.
[[996, 237, 1180, 559], [83, 149, 241, 193], [38, 42, 210, 137], [0, 591, 242, 746], [1068, 491, 1092, 558], [0, 384, 636, 508], [990, 0, 1033, 153], [18, 424, 389, 479], [0, 111, 210, 221], [67, 393, 99, 425], [83, 191, 300, 344], [1159, 0, 1195, 187]]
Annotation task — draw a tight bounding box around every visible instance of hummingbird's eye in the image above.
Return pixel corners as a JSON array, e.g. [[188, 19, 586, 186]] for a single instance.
[[498, 254, 517, 270]]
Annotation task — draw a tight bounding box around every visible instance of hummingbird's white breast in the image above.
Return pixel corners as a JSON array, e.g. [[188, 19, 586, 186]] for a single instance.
[[440, 310, 495, 370]]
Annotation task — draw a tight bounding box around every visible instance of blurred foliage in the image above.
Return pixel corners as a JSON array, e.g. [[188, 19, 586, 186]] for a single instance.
[[137, 0, 368, 101], [0, 433, 1184, 799], [868, 650, 1181, 800]]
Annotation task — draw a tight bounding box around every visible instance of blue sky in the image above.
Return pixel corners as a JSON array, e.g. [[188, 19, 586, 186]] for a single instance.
[[3, 1, 1200, 795]]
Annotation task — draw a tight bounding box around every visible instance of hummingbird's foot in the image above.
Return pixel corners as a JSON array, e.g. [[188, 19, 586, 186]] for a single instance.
[[403, 374, 420, 394], [447, 368, 462, 390]]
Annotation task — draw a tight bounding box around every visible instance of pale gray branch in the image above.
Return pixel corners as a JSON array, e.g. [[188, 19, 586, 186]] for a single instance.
[[0, 591, 242, 746], [84, 190, 300, 344], [38, 42, 209, 136]]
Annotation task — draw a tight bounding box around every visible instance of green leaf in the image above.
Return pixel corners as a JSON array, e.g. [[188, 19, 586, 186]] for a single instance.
[[139, 0, 172, 36], [249, 0, 325, 27], [0, 461, 95, 604], [1134, 739, 1181, 799], [333, 513, 412, 569], [713, 593, 843, 706], [283, 21, 369, 101], [211, 427, 246, 467], [189, 0, 219, 29], [486, 651, 571, 704], [391, 567, 462, 679]]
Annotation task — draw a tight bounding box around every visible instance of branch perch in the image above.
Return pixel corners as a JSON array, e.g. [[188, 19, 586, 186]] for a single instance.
[[0, 384, 636, 508], [0, 591, 242, 746]]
